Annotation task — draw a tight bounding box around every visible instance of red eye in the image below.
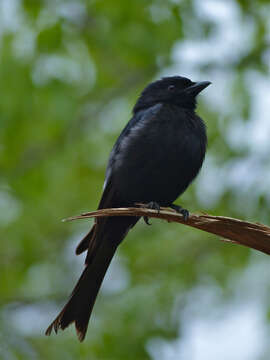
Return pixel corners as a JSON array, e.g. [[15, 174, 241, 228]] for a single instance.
[[168, 85, 175, 91]]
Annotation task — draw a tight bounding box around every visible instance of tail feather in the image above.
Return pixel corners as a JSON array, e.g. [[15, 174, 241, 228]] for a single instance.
[[46, 236, 118, 341], [75, 224, 96, 255], [46, 178, 140, 340]]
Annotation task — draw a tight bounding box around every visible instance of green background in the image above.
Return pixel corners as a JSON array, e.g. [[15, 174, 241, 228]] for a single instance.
[[1, 0, 270, 359]]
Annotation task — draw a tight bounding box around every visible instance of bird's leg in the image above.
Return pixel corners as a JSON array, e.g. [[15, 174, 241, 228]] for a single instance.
[[170, 204, 189, 221], [143, 201, 161, 225]]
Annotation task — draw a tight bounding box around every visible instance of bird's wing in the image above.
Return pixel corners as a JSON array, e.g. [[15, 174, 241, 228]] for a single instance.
[[76, 104, 162, 258], [103, 103, 163, 190]]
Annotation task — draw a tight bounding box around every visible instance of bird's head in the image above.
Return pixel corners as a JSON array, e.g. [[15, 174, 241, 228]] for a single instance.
[[133, 76, 211, 113]]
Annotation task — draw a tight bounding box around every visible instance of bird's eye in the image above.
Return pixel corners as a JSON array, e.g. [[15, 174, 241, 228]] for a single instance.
[[168, 85, 175, 91]]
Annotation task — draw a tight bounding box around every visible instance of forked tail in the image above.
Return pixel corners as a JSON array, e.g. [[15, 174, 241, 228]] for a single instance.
[[45, 231, 118, 341]]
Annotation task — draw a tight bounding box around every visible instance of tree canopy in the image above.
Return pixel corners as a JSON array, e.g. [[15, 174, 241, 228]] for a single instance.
[[1, 0, 270, 359]]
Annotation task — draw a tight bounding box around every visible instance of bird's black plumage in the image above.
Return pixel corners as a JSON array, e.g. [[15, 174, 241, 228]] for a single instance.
[[46, 75, 211, 341]]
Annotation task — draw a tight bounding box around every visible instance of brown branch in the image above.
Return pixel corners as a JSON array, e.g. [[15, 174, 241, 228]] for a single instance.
[[64, 206, 270, 256]]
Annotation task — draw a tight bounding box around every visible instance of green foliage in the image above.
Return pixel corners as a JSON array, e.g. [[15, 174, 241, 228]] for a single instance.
[[1, 0, 270, 359]]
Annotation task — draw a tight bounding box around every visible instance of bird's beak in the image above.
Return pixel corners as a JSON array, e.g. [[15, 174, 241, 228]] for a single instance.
[[184, 81, 211, 96]]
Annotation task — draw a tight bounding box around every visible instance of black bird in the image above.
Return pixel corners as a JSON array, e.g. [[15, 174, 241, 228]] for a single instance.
[[46, 75, 210, 341]]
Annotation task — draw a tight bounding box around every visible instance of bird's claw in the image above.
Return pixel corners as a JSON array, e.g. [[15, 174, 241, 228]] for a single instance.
[[146, 201, 161, 212], [143, 201, 161, 225], [180, 209, 189, 221], [143, 216, 151, 225], [170, 204, 189, 221]]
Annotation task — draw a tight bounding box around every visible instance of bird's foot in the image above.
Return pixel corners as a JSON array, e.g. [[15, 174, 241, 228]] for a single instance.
[[170, 204, 189, 221], [146, 201, 161, 211], [143, 201, 161, 225]]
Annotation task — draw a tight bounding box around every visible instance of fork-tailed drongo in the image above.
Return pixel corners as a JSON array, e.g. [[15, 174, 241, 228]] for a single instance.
[[46, 76, 211, 341]]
